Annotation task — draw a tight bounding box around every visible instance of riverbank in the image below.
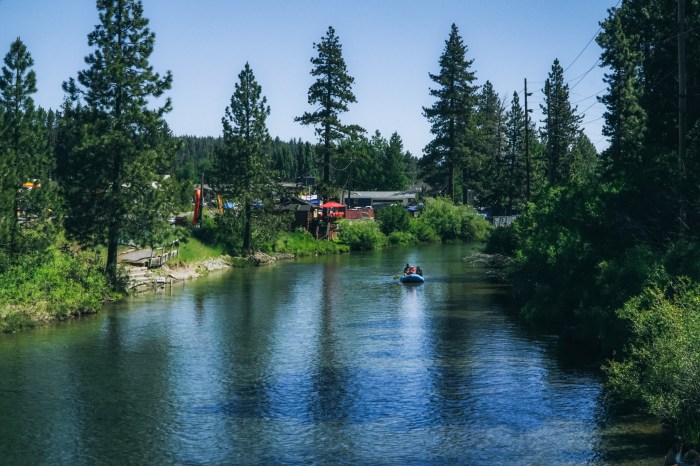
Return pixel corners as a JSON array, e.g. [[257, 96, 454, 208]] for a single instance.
[[128, 252, 297, 291]]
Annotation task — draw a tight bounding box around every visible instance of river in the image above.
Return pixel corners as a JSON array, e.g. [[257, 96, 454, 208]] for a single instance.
[[0, 243, 665, 464]]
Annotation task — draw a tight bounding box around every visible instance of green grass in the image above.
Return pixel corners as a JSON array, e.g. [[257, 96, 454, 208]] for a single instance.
[[175, 237, 224, 262], [274, 231, 349, 255]]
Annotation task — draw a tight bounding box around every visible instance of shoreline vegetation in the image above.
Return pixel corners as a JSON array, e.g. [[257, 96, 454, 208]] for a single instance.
[[0, 199, 491, 334]]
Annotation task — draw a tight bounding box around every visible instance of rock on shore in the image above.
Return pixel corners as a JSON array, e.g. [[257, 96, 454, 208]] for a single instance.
[[160, 252, 295, 281]]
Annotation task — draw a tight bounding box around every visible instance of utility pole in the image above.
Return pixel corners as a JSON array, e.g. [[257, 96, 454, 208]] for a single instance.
[[524, 78, 533, 201], [678, 0, 687, 233]]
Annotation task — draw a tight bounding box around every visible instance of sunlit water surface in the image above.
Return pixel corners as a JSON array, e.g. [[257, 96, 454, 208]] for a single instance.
[[0, 244, 664, 464]]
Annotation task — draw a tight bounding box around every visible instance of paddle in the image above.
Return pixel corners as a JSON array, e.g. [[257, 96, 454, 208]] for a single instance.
[[393, 274, 401, 280]]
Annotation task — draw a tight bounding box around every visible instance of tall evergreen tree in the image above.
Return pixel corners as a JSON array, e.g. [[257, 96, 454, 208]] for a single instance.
[[596, 0, 698, 239], [59, 0, 175, 282], [365, 130, 387, 188], [501, 91, 527, 214], [597, 13, 646, 182], [333, 134, 371, 194], [214, 63, 273, 252], [383, 132, 409, 191], [0, 38, 56, 261], [295, 26, 363, 185], [421, 23, 479, 203], [477, 81, 507, 211], [540, 59, 583, 185]]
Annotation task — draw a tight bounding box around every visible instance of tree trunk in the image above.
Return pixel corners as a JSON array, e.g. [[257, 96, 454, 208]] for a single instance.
[[243, 201, 252, 252], [106, 223, 119, 284]]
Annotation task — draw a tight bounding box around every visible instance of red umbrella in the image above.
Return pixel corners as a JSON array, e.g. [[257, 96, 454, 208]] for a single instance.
[[321, 201, 345, 208]]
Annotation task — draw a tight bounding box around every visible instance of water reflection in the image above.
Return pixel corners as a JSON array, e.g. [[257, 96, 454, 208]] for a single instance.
[[0, 244, 663, 464]]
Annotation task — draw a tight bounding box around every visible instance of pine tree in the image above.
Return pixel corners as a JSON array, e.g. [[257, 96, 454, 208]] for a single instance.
[[502, 91, 527, 214], [540, 59, 583, 185], [59, 0, 175, 282], [0, 38, 56, 261], [334, 134, 371, 194], [477, 81, 507, 211], [383, 132, 409, 191], [214, 63, 273, 252], [597, 13, 646, 181], [296, 26, 363, 185], [421, 23, 479, 203]]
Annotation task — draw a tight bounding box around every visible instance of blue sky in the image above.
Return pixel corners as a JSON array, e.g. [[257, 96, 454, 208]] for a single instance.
[[1, 0, 618, 157]]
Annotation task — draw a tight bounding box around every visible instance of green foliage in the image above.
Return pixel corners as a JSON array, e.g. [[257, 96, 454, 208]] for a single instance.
[[337, 219, 387, 251], [295, 26, 363, 183], [605, 278, 700, 443], [416, 197, 491, 242], [480, 83, 515, 215], [252, 210, 291, 253], [484, 225, 518, 255], [274, 230, 349, 255], [510, 183, 614, 332], [175, 235, 223, 263], [416, 197, 462, 240], [214, 63, 273, 252], [664, 241, 700, 281], [459, 208, 492, 242], [408, 217, 439, 243], [596, 12, 646, 182], [0, 38, 59, 263], [387, 230, 417, 246], [421, 23, 480, 203], [270, 137, 318, 181], [332, 131, 417, 192], [383, 132, 410, 190], [540, 59, 585, 185], [0, 247, 110, 332], [173, 135, 221, 185], [376, 203, 411, 235], [59, 0, 175, 281]]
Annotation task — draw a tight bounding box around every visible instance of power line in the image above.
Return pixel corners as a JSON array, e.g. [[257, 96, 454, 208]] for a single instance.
[[569, 58, 602, 91], [582, 115, 604, 125], [563, 0, 621, 73], [572, 88, 606, 104], [579, 99, 602, 116]]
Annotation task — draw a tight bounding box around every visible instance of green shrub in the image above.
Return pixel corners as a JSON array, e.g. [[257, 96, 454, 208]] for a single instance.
[[252, 211, 291, 253], [605, 277, 700, 444], [485, 224, 519, 255], [418, 197, 462, 240], [274, 230, 349, 255], [376, 204, 411, 235], [409, 217, 439, 242], [459, 208, 491, 242], [664, 240, 700, 281], [0, 247, 110, 332], [415, 197, 491, 242], [387, 230, 417, 246], [337, 220, 387, 251], [211, 210, 243, 254]]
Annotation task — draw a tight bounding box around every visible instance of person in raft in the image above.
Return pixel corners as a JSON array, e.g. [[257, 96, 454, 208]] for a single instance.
[[416, 265, 423, 276], [403, 263, 411, 275]]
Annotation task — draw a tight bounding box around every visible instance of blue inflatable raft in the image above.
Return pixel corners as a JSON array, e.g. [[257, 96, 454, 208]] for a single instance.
[[400, 273, 425, 284]]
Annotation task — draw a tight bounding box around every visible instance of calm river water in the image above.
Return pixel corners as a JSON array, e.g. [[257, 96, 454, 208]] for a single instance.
[[0, 243, 665, 465]]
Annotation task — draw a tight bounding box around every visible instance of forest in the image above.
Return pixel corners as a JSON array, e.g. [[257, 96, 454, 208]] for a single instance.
[[0, 0, 698, 443]]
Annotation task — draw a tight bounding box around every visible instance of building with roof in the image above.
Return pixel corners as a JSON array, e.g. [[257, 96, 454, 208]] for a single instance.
[[342, 191, 417, 209]]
